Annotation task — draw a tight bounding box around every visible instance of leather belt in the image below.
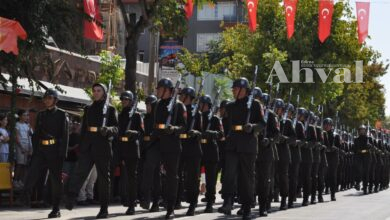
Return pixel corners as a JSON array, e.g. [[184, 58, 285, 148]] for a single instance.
[[143, 136, 151, 141], [201, 139, 208, 144], [156, 124, 166, 129], [41, 139, 56, 146], [359, 149, 369, 154], [220, 137, 226, 142], [120, 136, 129, 142], [231, 125, 243, 131], [179, 134, 188, 139], [88, 127, 99, 132]]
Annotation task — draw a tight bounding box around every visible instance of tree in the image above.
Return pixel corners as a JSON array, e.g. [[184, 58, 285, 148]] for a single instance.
[[180, 0, 388, 128], [117, 0, 215, 93], [0, 0, 83, 162]]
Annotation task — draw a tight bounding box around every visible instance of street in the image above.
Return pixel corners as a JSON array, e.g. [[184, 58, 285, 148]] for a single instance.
[[2, 188, 390, 220]]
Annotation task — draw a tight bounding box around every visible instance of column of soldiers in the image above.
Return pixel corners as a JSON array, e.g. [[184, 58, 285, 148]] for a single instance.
[[23, 77, 390, 219]]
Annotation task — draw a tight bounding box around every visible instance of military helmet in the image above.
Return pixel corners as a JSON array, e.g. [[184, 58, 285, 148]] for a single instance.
[[145, 95, 157, 104], [252, 87, 263, 99], [232, 77, 249, 89], [261, 93, 270, 105], [274, 98, 285, 109], [92, 83, 107, 94], [156, 78, 174, 89], [358, 125, 367, 131], [120, 90, 134, 101], [323, 118, 333, 126], [43, 88, 58, 99], [200, 95, 212, 106], [287, 103, 295, 113], [220, 99, 231, 109], [297, 107, 308, 118], [180, 87, 196, 99]]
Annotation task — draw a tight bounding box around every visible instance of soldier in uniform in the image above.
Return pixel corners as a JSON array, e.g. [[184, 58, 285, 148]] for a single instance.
[[66, 83, 118, 218], [24, 89, 69, 218], [218, 78, 265, 220], [310, 116, 322, 204], [140, 95, 161, 212], [117, 91, 144, 215], [353, 125, 372, 194], [176, 87, 203, 216], [316, 118, 328, 203], [288, 104, 302, 208], [275, 99, 295, 210], [323, 118, 340, 201], [256, 91, 279, 216], [217, 100, 230, 191], [368, 129, 377, 193], [337, 131, 346, 191], [142, 78, 187, 219], [200, 95, 224, 213]]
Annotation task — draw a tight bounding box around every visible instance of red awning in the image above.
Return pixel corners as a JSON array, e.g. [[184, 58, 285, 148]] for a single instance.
[[0, 17, 27, 55]]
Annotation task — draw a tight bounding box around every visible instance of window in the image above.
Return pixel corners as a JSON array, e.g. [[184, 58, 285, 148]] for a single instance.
[[196, 33, 220, 52], [197, 2, 236, 21]]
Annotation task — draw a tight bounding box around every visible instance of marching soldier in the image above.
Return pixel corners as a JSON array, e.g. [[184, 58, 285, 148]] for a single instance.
[[323, 118, 340, 201], [200, 95, 224, 213], [218, 78, 266, 220], [369, 129, 377, 193], [66, 83, 118, 218], [353, 125, 372, 194], [316, 118, 328, 203], [24, 89, 69, 218], [117, 91, 144, 215], [217, 100, 231, 190], [142, 78, 187, 219], [275, 99, 295, 210], [176, 87, 203, 216], [310, 116, 322, 204], [140, 95, 161, 212], [256, 91, 279, 216]]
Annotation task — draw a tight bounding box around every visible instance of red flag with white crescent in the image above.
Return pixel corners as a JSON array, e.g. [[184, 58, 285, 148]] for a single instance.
[[184, 0, 194, 20], [246, 0, 258, 32], [0, 17, 27, 55], [318, 0, 334, 43], [83, 0, 103, 41], [284, 0, 298, 39], [356, 1, 370, 44]]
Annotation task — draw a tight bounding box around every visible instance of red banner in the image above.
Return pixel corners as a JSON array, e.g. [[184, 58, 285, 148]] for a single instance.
[[184, 0, 194, 20], [0, 17, 27, 55], [284, 0, 298, 39], [83, 0, 103, 41], [247, 0, 259, 32], [356, 1, 370, 44], [318, 0, 334, 43]]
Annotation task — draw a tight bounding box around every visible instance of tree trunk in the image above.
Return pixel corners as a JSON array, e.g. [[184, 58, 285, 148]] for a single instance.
[[124, 35, 139, 92]]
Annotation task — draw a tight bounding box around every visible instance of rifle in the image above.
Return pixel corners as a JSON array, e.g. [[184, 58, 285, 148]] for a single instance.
[[125, 93, 138, 131], [333, 111, 339, 136], [165, 75, 182, 127], [263, 83, 273, 137], [272, 83, 280, 112], [246, 65, 259, 124], [206, 87, 221, 130], [189, 78, 205, 130], [102, 80, 113, 127], [293, 95, 300, 128], [281, 88, 293, 135]]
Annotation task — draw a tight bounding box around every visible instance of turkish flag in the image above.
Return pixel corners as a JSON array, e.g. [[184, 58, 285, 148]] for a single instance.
[[247, 0, 258, 32], [83, 0, 103, 41], [284, 0, 298, 39], [0, 17, 27, 55], [356, 1, 370, 44], [184, 0, 194, 20], [318, 0, 334, 43]]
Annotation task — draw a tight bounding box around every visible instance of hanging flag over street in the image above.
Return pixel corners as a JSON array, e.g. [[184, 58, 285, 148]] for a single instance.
[[0, 17, 27, 55], [356, 1, 370, 44], [318, 0, 334, 43], [83, 0, 103, 41], [284, 0, 298, 39], [247, 0, 259, 32], [184, 0, 194, 20]]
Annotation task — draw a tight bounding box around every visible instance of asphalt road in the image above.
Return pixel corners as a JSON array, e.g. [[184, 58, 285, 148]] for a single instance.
[[1, 188, 390, 220]]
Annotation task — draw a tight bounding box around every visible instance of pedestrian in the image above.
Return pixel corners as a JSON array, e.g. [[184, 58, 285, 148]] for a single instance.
[[0, 113, 10, 162], [24, 89, 69, 218]]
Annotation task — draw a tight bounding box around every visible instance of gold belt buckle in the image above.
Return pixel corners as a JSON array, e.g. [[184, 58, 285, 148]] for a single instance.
[[41, 139, 55, 146], [157, 124, 166, 129], [144, 136, 151, 141], [180, 134, 188, 139], [220, 137, 226, 141], [362, 150, 367, 153], [233, 125, 243, 131], [89, 127, 98, 132], [201, 139, 208, 144], [42, 140, 49, 145], [121, 137, 129, 142]]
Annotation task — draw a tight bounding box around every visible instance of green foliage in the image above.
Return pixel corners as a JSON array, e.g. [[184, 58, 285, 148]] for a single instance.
[[214, 77, 233, 100], [177, 48, 209, 77]]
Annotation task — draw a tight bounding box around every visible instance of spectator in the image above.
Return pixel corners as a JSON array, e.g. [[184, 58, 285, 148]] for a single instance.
[[0, 113, 10, 162], [63, 118, 81, 180], [77, 165, 97, 206], [14, 109, 33, 189]]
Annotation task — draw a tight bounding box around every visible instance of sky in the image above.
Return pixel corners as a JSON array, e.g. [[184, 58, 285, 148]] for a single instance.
[[360, 1, 390, 116]]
